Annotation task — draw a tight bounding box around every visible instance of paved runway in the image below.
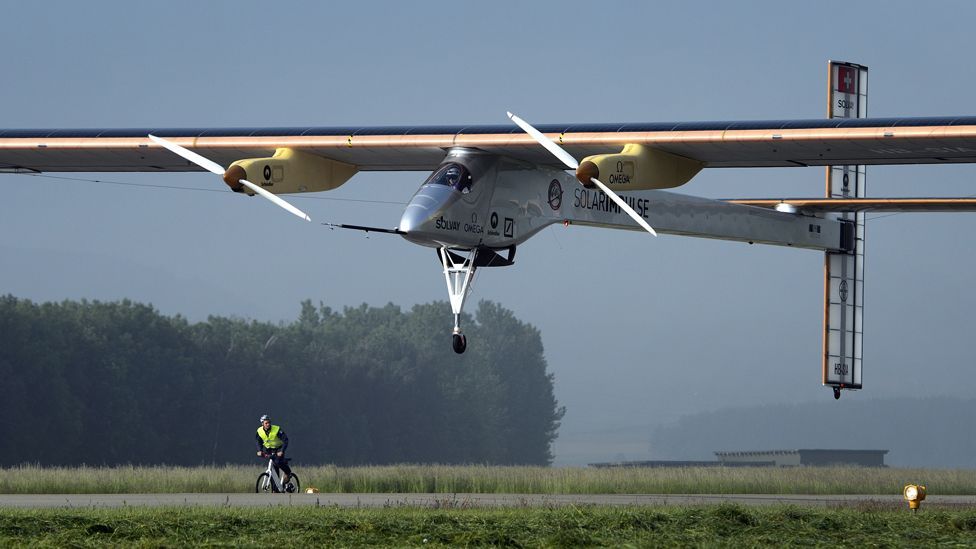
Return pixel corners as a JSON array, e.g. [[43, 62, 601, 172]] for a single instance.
[[2, 493, 975, 508]]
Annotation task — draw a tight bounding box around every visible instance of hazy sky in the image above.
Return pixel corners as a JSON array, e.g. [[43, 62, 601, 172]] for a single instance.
[[2, 1, 975, 465]]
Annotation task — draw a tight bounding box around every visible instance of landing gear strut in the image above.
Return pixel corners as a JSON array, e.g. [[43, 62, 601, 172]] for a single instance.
[[440, 247, 477, 354]]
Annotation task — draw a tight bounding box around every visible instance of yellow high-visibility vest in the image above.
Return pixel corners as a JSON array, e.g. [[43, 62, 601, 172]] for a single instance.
[[257, 425, 284, 449]]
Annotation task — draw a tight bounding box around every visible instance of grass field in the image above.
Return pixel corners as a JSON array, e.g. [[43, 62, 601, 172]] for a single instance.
[[1, 464, 974, 495], [1, 505, 975, 546]]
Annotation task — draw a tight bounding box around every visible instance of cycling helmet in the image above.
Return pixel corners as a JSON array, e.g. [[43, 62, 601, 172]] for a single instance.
[[259, 414, 271, 423]]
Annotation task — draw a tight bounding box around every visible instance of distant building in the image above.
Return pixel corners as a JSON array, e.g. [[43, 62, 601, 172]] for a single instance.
[[715, 449, 888, 467], [589, 449, 889, 468], [588, 460, 772, 468]]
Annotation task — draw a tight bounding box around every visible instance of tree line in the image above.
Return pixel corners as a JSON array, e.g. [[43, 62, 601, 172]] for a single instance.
[[0, 295, 564, 467]]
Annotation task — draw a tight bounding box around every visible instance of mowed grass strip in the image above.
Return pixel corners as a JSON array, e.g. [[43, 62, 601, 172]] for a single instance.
[[2, 464, 975, 495], [1, 505, 976, 547]]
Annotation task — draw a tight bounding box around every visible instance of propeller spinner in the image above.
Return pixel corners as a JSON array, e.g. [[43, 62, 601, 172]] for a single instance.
[[147, 134, 311, 222]]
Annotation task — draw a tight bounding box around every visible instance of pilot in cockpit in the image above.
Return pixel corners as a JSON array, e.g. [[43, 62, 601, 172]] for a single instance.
[[446, 165, 472, 193]]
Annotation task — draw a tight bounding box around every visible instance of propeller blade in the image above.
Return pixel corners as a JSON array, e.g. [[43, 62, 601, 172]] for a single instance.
[[507, 112, 656, 237], [589, 177, 657, 236], [148, 134, 311, 222], [239, 179, 311, 222], [147, 134, 225, 175], [506, 112, 579, 170]]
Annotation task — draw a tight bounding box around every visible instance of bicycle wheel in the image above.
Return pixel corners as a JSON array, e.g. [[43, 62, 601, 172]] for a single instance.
[[285, 473, 300, 494], [255, 472, 273, 493]]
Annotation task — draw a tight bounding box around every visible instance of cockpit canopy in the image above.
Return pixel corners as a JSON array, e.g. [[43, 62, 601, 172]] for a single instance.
[[424, 163, 473, 193]]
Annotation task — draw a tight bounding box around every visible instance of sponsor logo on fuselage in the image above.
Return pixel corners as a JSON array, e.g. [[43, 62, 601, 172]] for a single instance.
[[548, 180, 562, 210], [573, 188, 650, 218], [435, 216, 482, 234], [487, 212, 500, 236], [435, 216, 459, 231]]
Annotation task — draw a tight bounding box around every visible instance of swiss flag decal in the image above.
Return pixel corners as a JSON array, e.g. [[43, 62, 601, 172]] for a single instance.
[[837, 66, 856, 93]]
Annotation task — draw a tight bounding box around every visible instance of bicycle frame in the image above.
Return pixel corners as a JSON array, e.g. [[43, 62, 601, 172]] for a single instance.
[[260, 457, 285, 492]]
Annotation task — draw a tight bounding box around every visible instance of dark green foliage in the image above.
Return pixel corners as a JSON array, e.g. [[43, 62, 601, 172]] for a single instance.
[[3, 505, 976, 547], [0, 295, 563, 466], [952, 513, 976, 531]]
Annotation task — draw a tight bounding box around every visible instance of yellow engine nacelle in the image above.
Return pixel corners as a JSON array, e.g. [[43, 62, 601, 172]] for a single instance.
[[222, 148, 357, 195], [575, 144, 703, 190]]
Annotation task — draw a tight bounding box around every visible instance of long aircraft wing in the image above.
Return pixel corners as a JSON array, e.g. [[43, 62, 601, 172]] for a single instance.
[[729, 198, 976, 213], [2, 116, 976, 173]]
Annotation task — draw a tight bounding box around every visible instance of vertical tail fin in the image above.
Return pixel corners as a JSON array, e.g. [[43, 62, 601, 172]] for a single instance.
[[822, 61, 868, 399]]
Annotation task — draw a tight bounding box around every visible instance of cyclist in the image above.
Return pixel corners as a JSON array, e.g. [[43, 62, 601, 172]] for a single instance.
[[255, 414, 293, 487]]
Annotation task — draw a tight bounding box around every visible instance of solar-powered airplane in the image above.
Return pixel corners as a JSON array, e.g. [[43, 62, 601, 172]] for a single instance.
[[3, 61, 975, 398]]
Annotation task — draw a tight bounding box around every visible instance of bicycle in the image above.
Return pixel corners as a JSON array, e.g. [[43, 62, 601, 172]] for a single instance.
[[255, 452, 301, 493]]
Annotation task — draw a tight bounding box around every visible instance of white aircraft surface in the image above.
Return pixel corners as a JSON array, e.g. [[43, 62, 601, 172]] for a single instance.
[[3, 62, 972, 398]]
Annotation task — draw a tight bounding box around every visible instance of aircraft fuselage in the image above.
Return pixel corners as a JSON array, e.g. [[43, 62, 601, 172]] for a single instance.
[[399, 148, 564, 250]]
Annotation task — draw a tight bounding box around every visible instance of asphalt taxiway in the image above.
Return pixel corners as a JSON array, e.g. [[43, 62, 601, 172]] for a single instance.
[[2, 493, 976, 508]]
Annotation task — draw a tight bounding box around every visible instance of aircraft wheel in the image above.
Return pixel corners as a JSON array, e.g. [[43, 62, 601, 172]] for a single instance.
[[833, 387, 841, 400], [452, 333, 467, 354]]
